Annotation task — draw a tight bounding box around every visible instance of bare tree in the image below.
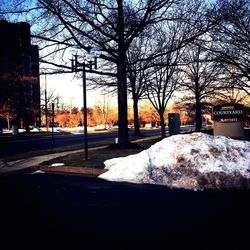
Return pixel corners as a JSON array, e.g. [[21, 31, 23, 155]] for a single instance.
[[32, 0, 183, 146], [180, 40, 224, 131], [127, 31, 152, 136], [210, 0, 250, 94], [218, 65, 250, 104], [126, 0, 218, 137], [94, 88, 114, 127], [146, 23, 183, 138], [0, 102, 16, 131], [40, 82, 61, 127]]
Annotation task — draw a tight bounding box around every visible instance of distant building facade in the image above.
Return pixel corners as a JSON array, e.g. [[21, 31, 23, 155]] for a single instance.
[[0, 20, 40, 132]]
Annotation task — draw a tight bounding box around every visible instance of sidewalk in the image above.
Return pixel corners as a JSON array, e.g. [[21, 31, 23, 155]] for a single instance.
[[0, 135, 160, 177], [0, 146, 106, 176]]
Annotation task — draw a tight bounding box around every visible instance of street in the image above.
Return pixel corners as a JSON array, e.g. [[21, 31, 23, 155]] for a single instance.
[[0, 129, 161, 158], [0, 127, 197, 158], [0, 171, 249, 248]]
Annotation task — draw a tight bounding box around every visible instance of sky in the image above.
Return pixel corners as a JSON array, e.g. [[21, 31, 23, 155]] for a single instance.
[[41, 73, 109, 109], [39, 42, 113, 109], [99, 132, 250, 190]]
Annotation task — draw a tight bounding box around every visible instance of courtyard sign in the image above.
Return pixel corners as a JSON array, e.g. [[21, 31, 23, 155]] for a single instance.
[[212, 103, 245, 123]]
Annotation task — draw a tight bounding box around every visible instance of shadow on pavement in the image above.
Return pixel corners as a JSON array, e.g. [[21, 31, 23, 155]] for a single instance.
[[0, 172, 249, 248]]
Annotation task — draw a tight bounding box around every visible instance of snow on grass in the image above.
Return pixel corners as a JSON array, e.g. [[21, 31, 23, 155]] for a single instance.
[[99, 132, 250, 190], [30, 170, 45, 174], [50, 163, 65, 167]]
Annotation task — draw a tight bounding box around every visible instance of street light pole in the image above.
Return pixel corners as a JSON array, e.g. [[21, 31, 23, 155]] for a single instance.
[[44, 72, 48, 131], [71, 48, 100, 161], [82, 62, 88, 161]]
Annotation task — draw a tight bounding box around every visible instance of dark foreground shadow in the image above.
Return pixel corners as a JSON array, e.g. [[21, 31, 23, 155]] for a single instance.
[[0, 172, 249, 248]]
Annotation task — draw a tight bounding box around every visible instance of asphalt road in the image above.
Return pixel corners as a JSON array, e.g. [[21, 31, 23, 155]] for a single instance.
[[0, 129, 161, 158], [0, 171, 249, 248]]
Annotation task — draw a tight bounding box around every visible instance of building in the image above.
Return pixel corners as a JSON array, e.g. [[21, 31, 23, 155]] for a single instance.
[[0, 20, 40, 132]]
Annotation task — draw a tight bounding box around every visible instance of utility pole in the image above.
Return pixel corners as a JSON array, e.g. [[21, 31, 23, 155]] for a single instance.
[[69, 96, 74, 115], [51, 102, 54, 147], [71, 47, 101, 161], [44, 73, 48, 131]]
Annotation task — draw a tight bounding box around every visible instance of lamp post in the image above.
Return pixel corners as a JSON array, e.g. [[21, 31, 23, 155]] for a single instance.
[[43, 72, 48, 131], [71, 47, 100, 161]]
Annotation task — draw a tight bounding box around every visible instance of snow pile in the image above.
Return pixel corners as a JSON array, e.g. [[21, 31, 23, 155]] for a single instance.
[[99, 133, 250, 190]]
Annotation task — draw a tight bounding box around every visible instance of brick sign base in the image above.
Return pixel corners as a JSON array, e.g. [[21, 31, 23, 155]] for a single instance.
[[212, 103, 245, 138], [213, 121, 244, 137]]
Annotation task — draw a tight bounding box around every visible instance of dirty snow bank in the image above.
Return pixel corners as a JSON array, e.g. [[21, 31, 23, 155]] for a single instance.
[[99, 133, 250, 190]]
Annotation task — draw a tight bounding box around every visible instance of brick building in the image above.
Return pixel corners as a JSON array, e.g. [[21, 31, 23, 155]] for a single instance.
[[0, 20, 40, 132]]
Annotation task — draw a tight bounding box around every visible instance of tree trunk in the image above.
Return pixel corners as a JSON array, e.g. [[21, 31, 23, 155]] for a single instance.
[[117, 61, 129, 144], [25, 122, 30, 133], [195, 93, 202, 131], [160, 112, 166, 139], [133, 95, 141, 136], [7, 116, 10, 130], [0, 119, 3, 134], [116, 0, 129, 145]]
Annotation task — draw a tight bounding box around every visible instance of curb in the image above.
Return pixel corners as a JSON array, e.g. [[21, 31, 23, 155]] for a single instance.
[[39, 165, 108, 177]]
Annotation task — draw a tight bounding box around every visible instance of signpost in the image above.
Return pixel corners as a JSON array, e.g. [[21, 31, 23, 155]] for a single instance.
[[212, 103, 245, 138], [51, 103, 55, 147]]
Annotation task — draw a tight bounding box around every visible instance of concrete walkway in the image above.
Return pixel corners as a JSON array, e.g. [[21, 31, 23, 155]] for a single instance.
[[0, 135, 160, 176], [0, 146, 106, 176]]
